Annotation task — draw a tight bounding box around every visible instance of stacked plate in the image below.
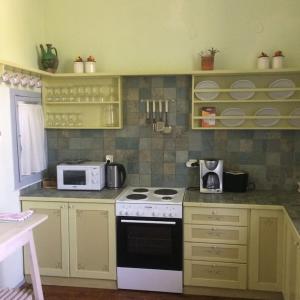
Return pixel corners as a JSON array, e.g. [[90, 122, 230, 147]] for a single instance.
[[229, 80, 256, 100], [289, 108, 300, 127], [255, 107, 280, 127], [268, 79, 295, 100], [195, 80, 219, 101], [220, 108, 245, 127]]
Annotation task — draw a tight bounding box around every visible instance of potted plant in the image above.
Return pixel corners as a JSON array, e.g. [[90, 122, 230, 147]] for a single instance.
[[85, 55, 96, 73], [200, 47, 220, 70], [272, 50, 284, 69], [257, 52, 270, 69], [73, 56, 84, 73]]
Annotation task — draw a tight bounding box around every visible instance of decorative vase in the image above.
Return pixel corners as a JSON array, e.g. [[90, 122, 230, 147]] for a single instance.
[[85, 61, 96, 73], [39, 44, 59, 73], [257, 57, 269, 69], [201, 55, 214, 70], [74, 62, 84, 73], [272, 56, 284, 69]]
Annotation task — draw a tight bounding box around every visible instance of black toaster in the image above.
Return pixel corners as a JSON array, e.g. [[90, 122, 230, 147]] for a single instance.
[[223, 170, 249, 193]]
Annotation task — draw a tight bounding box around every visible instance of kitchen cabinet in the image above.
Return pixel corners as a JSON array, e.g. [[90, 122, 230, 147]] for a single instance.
[[184, 206, 249, 290], [283, 219, 300, 300], [22, 200, 116, 280], [191, 70, 300, 130], [22, 201, 69, 277], [43, 75, 122, 129], [248, 209, 283, 291]]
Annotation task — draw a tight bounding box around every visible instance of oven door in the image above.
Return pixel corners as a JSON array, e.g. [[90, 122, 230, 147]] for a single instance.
[[117, 216, 182, 271]]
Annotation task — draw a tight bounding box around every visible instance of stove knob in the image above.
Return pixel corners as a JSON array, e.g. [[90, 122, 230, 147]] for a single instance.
[[162, 213, 166, 217], [125, 211, 128, 216], [136, 211, 140, 216], [152, 212, 156, 217], [168, 213, 173, 217], [119, 211, 123, 216]]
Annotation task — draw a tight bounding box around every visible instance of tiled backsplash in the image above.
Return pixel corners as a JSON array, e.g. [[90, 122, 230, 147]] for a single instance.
[[46, 76, 300, 191]]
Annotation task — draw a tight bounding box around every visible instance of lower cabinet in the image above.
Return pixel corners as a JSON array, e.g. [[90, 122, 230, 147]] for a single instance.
[[184, 259, 247, 289], [22, 200, 116, 280], [248, 209, 283, 292], [184, 206, 249, 290], [283, 220, 300, 300]]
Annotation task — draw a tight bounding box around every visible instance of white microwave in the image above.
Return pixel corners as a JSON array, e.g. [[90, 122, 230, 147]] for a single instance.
[[57, 161, 106, 191]]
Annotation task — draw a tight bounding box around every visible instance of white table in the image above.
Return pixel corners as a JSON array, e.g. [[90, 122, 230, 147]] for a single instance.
[[0, 214, 47, 300]]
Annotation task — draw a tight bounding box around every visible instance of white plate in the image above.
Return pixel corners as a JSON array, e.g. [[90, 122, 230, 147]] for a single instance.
[[289, 108, 300, 127], [220, 108, 245, 127], [229, 80, 256, 100], [195, 80, 219, 101], [268, 78, 295, 99], [255, 107, 280, 127]]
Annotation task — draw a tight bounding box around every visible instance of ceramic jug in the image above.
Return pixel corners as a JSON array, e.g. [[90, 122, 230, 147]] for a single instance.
[[40, 44, 59, 73]]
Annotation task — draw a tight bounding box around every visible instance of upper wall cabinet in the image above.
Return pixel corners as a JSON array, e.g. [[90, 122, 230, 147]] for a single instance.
[[191, 70, 300, 130], [42, 75, 123, 129]]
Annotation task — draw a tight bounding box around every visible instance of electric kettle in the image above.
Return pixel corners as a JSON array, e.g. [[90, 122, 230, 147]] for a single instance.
[[106, 163, 126, 189]]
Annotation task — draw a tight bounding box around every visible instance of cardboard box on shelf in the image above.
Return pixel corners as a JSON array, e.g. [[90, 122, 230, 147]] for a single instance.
[[201, 107, 216, 127]]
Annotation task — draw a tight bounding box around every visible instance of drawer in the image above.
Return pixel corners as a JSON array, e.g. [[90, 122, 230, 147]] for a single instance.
[[184, 260, 247, 289], [184, 224, 248, 245], [184, 207, 248, 226], [184, 242, 247, 263]]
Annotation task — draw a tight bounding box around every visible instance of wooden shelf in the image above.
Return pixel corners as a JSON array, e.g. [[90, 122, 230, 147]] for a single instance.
[[194, 99, 300, 104], [45, 101, 120, 105], [43, 76, 123, 129], [194, 87, 300, 93], [3, 60, 300, 78], [192, 71, 300, 130]]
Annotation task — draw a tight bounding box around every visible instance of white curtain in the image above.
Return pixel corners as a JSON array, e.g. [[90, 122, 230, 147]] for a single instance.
[[17, 103, 47, 176]]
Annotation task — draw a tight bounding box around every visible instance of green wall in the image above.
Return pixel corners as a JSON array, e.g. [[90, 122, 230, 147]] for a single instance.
[[0, 0, 45, 69], [1, 0, 300, 72], [43, 0, 300, 73]]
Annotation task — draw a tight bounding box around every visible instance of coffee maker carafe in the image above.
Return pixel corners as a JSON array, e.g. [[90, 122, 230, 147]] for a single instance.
[[200, 159, 223, 193]]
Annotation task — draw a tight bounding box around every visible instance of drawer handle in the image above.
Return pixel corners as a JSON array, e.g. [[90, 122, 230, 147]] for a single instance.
[[207, 265, 221, 275]]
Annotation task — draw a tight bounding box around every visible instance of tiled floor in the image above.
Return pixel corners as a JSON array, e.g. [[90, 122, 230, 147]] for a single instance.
[[42, 286, 256, 300]]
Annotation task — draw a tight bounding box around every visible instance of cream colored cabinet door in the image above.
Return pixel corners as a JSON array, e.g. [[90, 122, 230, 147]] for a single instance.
[[22, 201, 69, 277], [248, 209, 283, 291], [184, 224, 248, 245], [184, 260, 247, 289], [283, 222, 300, 300], [69, 203, 116, 280], [184, 207, 248, 226]]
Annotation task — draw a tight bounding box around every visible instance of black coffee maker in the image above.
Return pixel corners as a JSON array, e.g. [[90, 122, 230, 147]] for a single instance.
[[200, 159, 223, 193], [106, 162, 126, 189]]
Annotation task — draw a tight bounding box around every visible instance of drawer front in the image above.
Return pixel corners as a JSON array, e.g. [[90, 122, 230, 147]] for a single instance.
[[184, 242, 247, 263], [184, 207, 248, 226], [184, 224, 248, 245], [184, 260, 247, 289]]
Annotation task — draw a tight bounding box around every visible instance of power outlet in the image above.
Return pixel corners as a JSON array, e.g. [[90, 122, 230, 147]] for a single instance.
[[105, 154, 114, 163], [185, 159, 199, 168]]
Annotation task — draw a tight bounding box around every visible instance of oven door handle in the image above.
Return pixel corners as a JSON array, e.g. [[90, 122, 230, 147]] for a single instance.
[[120, 219, 176, 225]]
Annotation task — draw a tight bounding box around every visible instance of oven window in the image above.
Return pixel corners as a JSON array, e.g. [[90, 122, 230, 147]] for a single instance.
[[117, 217, 182, 270], [127, 225, 172, 256], [63, 170, 86, 185]]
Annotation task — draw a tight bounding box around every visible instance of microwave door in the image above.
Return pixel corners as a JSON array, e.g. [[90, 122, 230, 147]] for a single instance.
[[63, 170, 86, 186]]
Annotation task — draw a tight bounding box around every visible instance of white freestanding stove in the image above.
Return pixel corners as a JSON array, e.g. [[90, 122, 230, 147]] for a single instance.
[[116, 187, 184, 293]]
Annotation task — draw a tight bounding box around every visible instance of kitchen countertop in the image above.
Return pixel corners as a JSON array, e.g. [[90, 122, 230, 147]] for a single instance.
[[21, 187, 300, 235], [185, 189, 300, 235], [20, 187, 124, 204]]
